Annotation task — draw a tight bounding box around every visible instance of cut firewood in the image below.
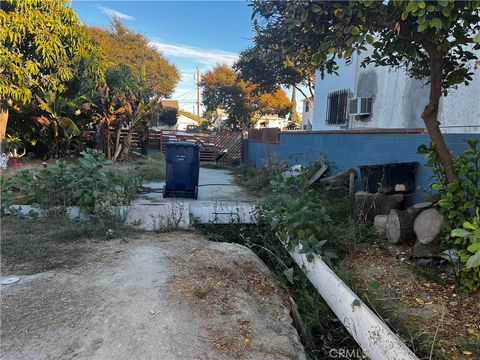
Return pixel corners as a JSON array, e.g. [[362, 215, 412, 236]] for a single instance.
[[320, 169, 357, 188], [373, 215, 388, 235], [412, 241, 441, 258], [354, 191, 404, 223], [307, 165, 328, 187], [413, 208, 444, 245], [386, 208, 422, 245]]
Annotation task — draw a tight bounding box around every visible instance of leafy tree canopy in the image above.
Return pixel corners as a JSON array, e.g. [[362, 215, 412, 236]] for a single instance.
[[201, 64, 291, 131], [0, 0, 104, 148], [235, 29, 316, 102], [87, 18, 180, 98], [0, 0, 103, 104], [252, 0, 480, 181]]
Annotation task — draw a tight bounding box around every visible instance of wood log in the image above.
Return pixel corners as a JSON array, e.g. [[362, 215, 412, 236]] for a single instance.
[[413, 208, 444, 245], [385, 208, 422, 245], [373, 215, 388, 235], [349, 171, 356, 195], [307, 165, 328, 187], [354, 191, 404, 223], [412, 241, 441, 258], [320, 168, 357, 188]]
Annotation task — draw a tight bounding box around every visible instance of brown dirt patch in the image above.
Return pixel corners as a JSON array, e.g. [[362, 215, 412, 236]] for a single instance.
[[338, 244, 480, 359], [165, 242, 299, 359]]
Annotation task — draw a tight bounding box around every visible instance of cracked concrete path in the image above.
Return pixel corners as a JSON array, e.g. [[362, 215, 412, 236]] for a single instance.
[[126, 168, 257, 230], [1, 232, 305, 360]]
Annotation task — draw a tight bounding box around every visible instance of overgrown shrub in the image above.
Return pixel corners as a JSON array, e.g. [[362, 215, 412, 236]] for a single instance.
[[419, 139, 480, 290], [4, 149, 141, 215], [450, 211, 480, 291]]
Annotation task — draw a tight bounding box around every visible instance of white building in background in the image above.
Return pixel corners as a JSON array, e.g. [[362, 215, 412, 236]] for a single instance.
[[254, 114, 289, 130], [312, 50, 480, 133], [301, 97, 314, 130], [174, 113, 199, 131]]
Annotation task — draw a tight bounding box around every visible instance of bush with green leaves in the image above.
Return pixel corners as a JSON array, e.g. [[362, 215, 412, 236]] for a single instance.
[[449, 210, 480, 292], [5, 148, 141, 215], [420, 140, 479, 228], [419, 139, 480, 290], [257, 170, 338, 266]]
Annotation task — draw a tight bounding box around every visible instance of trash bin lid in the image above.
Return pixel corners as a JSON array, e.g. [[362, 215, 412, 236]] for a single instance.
[[166, 141, 199, 148]]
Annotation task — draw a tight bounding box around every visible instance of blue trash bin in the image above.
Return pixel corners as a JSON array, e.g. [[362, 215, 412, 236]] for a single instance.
[[163, 141, 200, 199]]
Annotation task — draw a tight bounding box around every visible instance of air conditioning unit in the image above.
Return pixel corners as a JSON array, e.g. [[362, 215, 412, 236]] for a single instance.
[[349, 97, 372, 116]]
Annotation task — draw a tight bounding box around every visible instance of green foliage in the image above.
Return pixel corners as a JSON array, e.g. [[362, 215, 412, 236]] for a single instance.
[[5, 149, 141, 214], [419, 140, 480, 236], [5, 133, 23, 154], [252, 1, 480, 92], [420, 140, 480, 291], [235, 42, 315, 98], [251, 1, 480, 181], [32, 91, 83, 158], [87, 18, 179, 98], [105, 64, 143, 96], [450, 211, 480, 291], [257, 170, 338, 265], [0, 0, 104, 105], [201, 64, 291, 131]]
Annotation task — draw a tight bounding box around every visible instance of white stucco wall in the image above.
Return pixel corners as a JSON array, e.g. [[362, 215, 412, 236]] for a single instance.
[[300, 98, 314, 130], [312, 50, 480, 133], [312, 56, 358, 130]]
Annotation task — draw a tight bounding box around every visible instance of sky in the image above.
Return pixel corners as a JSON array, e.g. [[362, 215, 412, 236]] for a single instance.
[[71, 0, 261, 114]]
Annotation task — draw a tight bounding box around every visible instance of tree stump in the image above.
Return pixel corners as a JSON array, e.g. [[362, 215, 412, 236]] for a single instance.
[[412, 241, 441, 258], [354, 191, 404, 223], [373, 215, 388, 235], [385, 208, 422, 245], [413, 208, 444, 245]]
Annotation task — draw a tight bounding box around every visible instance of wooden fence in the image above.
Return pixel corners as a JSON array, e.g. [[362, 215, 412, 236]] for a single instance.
[[81, 129, 242, 164], [247, 128, 280, 143]]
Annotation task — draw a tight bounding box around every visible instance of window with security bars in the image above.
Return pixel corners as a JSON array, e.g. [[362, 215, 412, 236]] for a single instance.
[[325, 89, 349, 125]]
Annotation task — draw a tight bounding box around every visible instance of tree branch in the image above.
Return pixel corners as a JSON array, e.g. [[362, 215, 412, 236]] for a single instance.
[[294, 85, 314, 107]]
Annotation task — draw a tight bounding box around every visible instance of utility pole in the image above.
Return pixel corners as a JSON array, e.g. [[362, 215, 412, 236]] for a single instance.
[[195, 67, 201, 118]]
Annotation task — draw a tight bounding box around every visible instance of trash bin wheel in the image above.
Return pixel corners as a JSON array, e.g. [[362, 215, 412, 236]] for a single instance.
[[194, 185, 198, 200], [163, 185, 167, 198]]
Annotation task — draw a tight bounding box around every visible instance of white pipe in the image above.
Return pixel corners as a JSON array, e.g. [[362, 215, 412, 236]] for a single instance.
[[288, 245, 418, 360]]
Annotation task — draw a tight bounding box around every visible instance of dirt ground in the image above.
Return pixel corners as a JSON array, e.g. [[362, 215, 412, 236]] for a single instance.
[[1, 232, 304, 360], [338, 244, 480, 360]]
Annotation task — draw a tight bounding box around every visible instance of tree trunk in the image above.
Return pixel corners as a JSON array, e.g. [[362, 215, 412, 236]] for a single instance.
[[0, 106, 8, 153], [106, 127, 112, 160], [118, 128, 133, 161], [114, 126, 122, 158], [422, 54, 457, 182]]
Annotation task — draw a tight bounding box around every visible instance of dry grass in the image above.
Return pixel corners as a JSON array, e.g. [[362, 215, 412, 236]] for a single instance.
[[338, 245, 480, 359]]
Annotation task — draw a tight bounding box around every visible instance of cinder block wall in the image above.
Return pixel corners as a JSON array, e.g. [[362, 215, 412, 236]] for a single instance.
[[245, 132, 480, 203]]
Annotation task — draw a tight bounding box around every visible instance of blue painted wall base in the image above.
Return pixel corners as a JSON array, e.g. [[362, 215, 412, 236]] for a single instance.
[[245, 132, 480, 203]]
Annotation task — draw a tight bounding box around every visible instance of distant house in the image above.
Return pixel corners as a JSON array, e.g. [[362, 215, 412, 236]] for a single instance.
[[301, 97, 314, 130], [149, 100, 201, 131], [175, 112, 200, 131], [254, 114, 289, 130]]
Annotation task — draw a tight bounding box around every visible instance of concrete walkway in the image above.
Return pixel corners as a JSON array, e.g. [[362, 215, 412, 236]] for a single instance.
[[1, 233, 305, 360], [126, 168, 256, 230]]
